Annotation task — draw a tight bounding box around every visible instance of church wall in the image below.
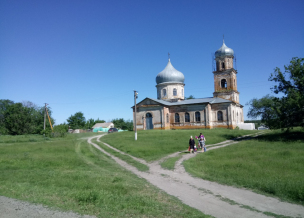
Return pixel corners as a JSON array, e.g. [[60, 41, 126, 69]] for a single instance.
[[163, 107, 170, 130], [168, 104, 209, 129], [210, 103, 233, 129], [134, 106, 164, 130], [230, 105, 244, 128], [134, 102, 244, 131]]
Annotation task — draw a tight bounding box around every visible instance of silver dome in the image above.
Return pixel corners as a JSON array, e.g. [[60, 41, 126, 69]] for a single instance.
[[156, 59, 185, 85], [215, 40, 234, 58]]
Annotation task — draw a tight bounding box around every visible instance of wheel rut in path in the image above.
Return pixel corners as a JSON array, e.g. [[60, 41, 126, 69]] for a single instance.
[[88, 134, 304, 218]]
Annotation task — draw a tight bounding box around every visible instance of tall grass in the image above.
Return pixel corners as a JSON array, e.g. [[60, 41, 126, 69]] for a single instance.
[[160, 154, 183, 170], [101, 129, 258, 162], [0, 134, 210, 217], [184, 129, 304, 205]]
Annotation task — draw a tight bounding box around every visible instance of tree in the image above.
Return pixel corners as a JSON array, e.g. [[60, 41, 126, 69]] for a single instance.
[[112, 118, 133, 131], [67, 112, 86, 129], [269, 57, 304, 129], [185, 95, 195, 99], [53, 123, 69, 137], [23, 101, 55, 134], [246, 95, 281, 129], [85, 118, 95, 129], [4, 103, 37, 135], [247, 57, 304, 129], [94, 118, 105, 125], [0, 100, 55, 135], [0, 99, 14, 134]]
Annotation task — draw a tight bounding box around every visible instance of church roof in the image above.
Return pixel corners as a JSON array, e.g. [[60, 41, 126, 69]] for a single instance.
[[134, 97, 235, 107], [215, 40, 234, 58], [150, 97, 232, 105], [156, 59, 185, 85]]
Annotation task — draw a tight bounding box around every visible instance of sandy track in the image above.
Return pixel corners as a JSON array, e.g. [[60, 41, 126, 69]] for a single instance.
[[0, 196, 96, 218], [89, 134, 304, 218]]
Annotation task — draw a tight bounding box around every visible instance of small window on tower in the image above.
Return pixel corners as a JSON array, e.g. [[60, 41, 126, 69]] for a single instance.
[[173, 88, 177, 96], [163, 89, 166, 97], [221, 79, 227, 88], [222, 62, 225, 69]]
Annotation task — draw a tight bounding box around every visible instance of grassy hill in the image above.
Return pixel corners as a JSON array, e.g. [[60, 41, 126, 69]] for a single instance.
[[0, 128, 303, 217], [184, 129, 304, 205], [0, 132, 209, 218]]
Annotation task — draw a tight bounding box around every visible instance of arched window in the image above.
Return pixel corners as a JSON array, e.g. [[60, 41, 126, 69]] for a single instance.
[[175, 113, 180, 123], [221, 79, 227, 88], [195, 111, 200, 122], [185, 112, 190, 122], [173, 88, 177, 96], [182, 89, 184, 96], [233, 111, 235, 121], [163, 89, 166, 97], [237, 112, 239, 123], [218, 111, 223, 121], [166, 113, 169, 123], [222, 62, 225, 69], [234, 79, 236, 87]]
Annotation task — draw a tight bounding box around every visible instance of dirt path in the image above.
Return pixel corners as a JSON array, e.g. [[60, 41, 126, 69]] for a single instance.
[[89, 133, 304, 218], [0, 196, 96, 218]]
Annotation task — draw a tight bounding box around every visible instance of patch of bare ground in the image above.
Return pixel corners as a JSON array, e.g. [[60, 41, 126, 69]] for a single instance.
[[0, 196, 97, 218]]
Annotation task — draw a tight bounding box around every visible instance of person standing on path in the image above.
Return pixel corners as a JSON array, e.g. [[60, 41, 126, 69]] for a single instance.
[[202, 135, 206, 152], [198, 133, 203, 149], [198, 133, 206, 152], [189, 136, 195, 153]]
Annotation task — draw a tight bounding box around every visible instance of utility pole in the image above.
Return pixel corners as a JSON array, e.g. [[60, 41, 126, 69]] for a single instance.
[[44, 103, 47, 136], [134, 90, 138, 140]]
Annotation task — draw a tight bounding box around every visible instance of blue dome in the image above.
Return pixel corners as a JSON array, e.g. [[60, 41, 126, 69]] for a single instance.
[[156, 59, 185, 85], [215, 41, 234, 58]]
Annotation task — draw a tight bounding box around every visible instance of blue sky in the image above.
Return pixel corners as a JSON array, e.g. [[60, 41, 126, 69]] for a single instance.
[[1, 0, 303, 125]]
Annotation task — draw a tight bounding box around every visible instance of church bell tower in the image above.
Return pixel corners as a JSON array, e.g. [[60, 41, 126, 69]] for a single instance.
[[213, 40, 239, 103]]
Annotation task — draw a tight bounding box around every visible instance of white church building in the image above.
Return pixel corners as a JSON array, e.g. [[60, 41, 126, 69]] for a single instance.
[[132, 41, 245, 130]]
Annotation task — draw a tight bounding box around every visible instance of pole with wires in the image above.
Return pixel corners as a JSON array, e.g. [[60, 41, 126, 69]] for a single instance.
[[134, 90, 138, 140], [44, 103, 47, 136]]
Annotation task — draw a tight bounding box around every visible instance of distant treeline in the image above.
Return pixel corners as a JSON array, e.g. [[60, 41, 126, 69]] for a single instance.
[[0, 99, 54, 135], [0, 99, 133, 136]]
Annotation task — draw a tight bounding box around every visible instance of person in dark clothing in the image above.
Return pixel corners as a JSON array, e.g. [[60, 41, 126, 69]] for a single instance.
[[189, 136, 195, 153]]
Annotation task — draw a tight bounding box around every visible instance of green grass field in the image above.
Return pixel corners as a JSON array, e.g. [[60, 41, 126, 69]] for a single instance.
[[160, 154, 183, 170], [0, 133, 209, 218], [91, 138, 149, 172], [1, 128, 303, 217], [101, 129, 258, 162], [184, 129, 304, 205]]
